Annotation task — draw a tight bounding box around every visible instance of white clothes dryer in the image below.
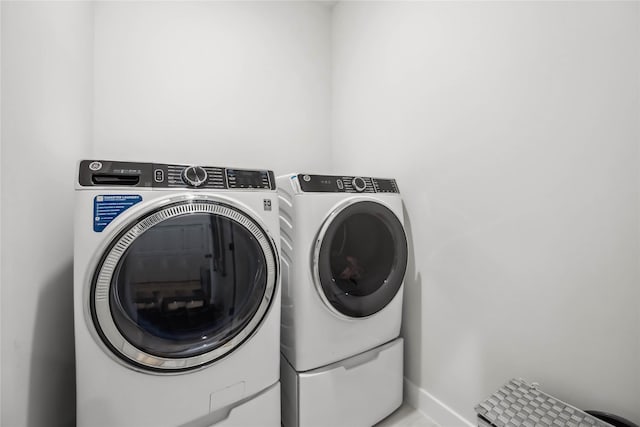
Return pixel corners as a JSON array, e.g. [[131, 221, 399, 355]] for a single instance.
[[74, 160, 281, 427], [277, 173, 408, 427]]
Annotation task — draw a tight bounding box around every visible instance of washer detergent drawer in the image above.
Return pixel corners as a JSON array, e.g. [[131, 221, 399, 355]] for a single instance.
[[298, 338, 403, 427]]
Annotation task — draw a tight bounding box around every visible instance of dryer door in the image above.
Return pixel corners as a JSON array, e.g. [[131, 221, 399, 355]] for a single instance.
[[313, 200, 408, 318], [90, 198, 277, 372]]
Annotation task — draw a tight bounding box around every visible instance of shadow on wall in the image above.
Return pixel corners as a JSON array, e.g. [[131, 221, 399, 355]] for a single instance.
[[400, 201, 423, 385], [28, 260, 76, 427]]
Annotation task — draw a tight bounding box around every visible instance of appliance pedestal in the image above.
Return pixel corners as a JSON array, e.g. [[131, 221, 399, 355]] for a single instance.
[[281, 338, 403, 427]]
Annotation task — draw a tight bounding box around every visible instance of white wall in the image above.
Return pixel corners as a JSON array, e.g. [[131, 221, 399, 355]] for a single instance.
[[0, 2, 331, 425], [1, 2, 94, 426], [0, 1, 3, 421], [3, 1, 639, 425], [332, 1, 640, 425], [92, 1, 332, 175]]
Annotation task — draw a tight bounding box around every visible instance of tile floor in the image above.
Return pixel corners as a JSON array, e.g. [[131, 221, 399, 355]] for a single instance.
[[375, 404, 440, 427]]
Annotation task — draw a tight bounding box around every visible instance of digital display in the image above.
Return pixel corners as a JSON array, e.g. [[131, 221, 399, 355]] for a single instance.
[[375, 179, 396, 192], [298, 175, 341, 192], [227, 169, 267, 188]]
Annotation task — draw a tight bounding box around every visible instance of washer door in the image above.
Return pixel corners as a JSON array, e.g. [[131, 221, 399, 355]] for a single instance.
[[313, 200, 408, 318], [91, 198, 277, 372]]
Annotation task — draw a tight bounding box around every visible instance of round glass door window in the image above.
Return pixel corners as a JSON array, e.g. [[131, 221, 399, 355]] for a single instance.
[[90, 199, 277, 372], [314, 200, 408, 318]]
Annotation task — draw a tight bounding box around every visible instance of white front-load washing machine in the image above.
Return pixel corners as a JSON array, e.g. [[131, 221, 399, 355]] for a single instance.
[[74, 160, 281, 427], [277, 173, 408, 427]]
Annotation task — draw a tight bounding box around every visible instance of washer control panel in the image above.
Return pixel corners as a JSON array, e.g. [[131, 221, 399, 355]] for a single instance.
[[297, 174, 399, 194], [79, 160, 275, 190]]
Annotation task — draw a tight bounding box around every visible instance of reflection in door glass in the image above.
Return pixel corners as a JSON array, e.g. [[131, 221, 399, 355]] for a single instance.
[[110, 213, 267, 358], [330, 213, 394, 296]]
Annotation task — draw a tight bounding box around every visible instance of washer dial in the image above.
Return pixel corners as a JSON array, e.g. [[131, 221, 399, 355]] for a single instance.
[[352, 177, 367, 192], [182, 166, 208, 187]]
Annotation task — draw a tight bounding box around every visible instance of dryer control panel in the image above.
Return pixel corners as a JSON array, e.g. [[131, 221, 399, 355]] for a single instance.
[[297, 174, 399, 194], [78, 160, 275, 190]]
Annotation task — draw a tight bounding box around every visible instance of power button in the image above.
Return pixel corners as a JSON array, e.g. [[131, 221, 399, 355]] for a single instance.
[[154, 169, 164, 183]]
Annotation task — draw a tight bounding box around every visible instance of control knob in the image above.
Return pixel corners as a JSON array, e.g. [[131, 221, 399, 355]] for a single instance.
[[352, 177, 367, 192], [182, 166, 208, 187]]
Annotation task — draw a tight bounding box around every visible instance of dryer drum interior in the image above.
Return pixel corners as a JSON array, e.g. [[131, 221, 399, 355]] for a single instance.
[[314, 200, 408, 318], [90, 199, 278, 372]]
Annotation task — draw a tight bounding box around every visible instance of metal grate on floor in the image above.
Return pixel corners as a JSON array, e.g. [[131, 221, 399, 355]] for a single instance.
[[475, 378, 612, 427]]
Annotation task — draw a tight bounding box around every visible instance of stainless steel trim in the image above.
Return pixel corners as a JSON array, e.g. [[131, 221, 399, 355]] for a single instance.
[[310, 197, 400, 321], [89, 194, 278, 373]]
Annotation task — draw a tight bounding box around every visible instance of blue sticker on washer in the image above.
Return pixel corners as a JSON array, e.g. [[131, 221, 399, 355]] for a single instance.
[[93, 195, 142, 232]]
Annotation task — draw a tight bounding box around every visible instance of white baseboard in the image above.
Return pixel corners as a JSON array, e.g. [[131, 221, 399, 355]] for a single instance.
[[404, 379, 475, 427]]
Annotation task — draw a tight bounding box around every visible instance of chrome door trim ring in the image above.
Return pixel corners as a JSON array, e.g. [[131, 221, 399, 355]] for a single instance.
[[90, 195, 278, 373]]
